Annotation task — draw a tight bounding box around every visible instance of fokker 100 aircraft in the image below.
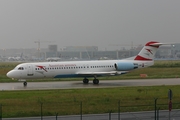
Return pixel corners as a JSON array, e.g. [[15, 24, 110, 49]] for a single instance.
[[7, 41, 167, 86]]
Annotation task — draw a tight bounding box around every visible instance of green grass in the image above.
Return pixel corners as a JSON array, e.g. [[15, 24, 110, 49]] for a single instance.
[[0, 85, 180, 117]]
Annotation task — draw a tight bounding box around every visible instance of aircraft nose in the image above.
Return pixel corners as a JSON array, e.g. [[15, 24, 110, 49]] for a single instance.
[[6, 70, 16, 79]]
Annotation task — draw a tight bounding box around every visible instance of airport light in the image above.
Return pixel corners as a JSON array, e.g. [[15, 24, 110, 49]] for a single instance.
[[34, 40, 41, 60]]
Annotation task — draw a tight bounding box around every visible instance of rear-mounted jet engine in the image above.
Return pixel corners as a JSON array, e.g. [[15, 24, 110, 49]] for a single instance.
[[114, 62, 138, 71]]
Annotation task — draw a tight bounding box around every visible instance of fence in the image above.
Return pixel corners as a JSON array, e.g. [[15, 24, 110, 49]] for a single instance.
[[0, 97, 180, 119]]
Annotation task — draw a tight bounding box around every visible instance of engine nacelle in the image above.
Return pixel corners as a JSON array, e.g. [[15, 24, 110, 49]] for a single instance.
[[114, 62, 138, 71]]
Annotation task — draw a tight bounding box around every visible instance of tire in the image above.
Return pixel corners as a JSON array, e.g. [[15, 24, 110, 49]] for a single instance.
[[83, 78, 89, 84], [93, 79, 99, 84], [23, 82, 27, 86]]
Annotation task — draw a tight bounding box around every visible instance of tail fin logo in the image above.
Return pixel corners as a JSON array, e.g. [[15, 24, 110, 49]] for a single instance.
[[145, 48, 153, 55]]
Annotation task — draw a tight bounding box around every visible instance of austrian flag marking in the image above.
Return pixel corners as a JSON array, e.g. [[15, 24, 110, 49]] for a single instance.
[[37, 65, 47, 72], [145, 48, 153, 55]]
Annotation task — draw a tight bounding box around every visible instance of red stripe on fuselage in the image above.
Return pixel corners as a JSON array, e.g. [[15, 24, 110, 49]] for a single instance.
[[134, 55, 152, 61]]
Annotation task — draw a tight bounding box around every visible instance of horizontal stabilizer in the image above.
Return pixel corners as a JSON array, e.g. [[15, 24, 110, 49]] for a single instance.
[[149, 42, 172, 47]]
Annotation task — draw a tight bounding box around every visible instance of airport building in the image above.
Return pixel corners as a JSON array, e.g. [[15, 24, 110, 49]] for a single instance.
[[45, 44, 179, 60], [1, 43, 180, 61]]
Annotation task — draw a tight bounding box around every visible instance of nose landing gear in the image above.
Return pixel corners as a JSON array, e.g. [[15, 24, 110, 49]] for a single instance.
[[23, 81, 27, 87], [18, 79, 27, 87]]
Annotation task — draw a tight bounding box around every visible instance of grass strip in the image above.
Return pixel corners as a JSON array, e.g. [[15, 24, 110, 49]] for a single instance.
[[0, 85, 180, 117]]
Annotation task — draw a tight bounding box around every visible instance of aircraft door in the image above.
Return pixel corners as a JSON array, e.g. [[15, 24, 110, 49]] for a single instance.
[[27, 64, 34, 76]]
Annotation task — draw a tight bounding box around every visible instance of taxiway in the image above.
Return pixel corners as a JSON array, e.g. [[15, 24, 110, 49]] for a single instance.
[[0, 78, 179, 90]]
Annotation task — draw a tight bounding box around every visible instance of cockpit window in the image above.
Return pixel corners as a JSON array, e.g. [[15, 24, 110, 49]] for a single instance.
[[18, 67, 24, 70]]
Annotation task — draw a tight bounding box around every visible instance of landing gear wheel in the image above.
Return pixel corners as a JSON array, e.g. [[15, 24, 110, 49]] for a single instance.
[[93, 79, 99, 84], [83, 78, 89, 84], [23, 82, 27, 86]]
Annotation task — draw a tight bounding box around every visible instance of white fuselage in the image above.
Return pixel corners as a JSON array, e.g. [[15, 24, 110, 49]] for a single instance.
[[7, 59, 153, 80]]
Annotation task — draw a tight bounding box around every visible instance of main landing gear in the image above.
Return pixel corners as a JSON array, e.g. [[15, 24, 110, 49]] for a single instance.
[[83, 78, 89, 84], [83, 77, 99, 84], [93, 79, 99, 84]]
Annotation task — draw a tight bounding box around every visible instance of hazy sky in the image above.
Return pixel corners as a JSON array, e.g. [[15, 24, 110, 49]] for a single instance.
[[0, 0, 180, 50]]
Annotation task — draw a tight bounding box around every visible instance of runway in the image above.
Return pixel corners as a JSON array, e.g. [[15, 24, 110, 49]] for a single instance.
[[0, 78, 180, 90]]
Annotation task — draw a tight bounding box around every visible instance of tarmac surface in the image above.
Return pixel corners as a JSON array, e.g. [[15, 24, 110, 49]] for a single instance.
[[3, 109, 180, 120], [0, 78, 180, 90]]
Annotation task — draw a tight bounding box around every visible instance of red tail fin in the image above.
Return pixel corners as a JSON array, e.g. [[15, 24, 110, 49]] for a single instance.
[[134, 41, 161, 61]]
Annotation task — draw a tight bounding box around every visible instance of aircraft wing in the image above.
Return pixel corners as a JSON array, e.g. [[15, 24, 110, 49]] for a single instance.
[[76, 71, 129, 76]]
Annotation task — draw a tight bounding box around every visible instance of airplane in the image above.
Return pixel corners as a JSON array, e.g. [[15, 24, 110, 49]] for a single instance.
[[46, 57, 61, 62], [6, 41, 167, 86], [8, 53, 25, 61]]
